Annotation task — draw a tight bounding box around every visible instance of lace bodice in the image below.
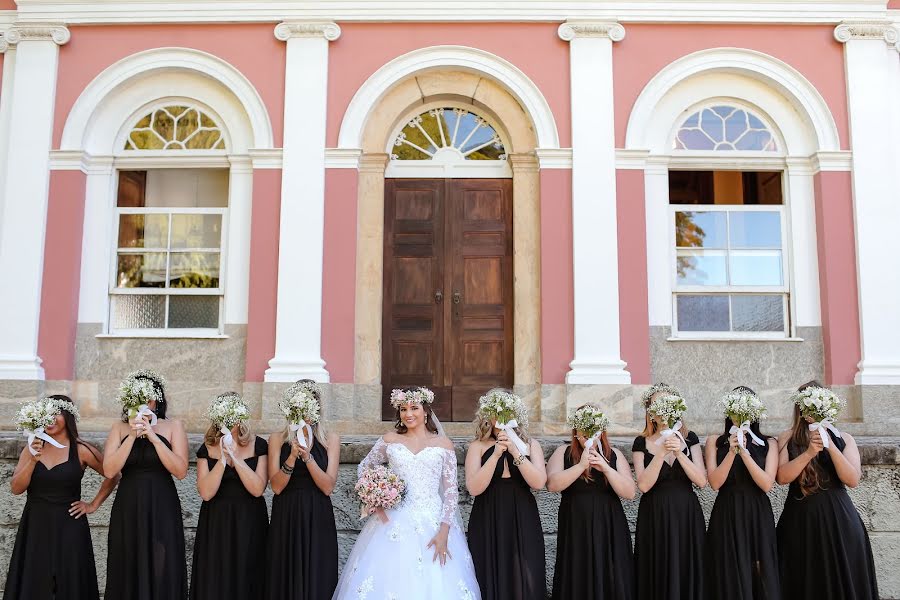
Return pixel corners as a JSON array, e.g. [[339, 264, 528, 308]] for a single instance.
[[358, 437, 459, 527]]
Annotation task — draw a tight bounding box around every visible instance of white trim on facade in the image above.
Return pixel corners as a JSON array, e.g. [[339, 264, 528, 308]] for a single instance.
[[535, 148, 573, 169]]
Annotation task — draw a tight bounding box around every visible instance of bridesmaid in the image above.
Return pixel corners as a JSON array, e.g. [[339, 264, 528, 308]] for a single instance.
[[264, 379, 340, 599], [5, 396, 118, 600], [704, 386, 780, 600], [465, 389, 547, 600], [103, 369, 189, 600], [776, 381, 878, 599], [190, 392, 269, 600], [632, 383, 707, 600], [547, 403, 636, 600]]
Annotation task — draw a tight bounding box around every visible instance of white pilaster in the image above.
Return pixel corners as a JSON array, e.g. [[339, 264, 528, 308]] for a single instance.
[[834, 22, 900, 385], [265, 22, 340, 383], [77, 157, 116, 325], [643, 157, 671, 327], [558, 21, 631, 384], [225, 156, 253, 325], [784, 158, 821, 328], [0, 25, 69, 380], [0, 40, 16, 251]]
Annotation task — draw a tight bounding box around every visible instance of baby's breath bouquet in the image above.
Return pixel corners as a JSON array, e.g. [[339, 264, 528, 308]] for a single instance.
[[647, 393, 687, 430], [208, 393, 249, 430], [567, 404, 610, 451], [477, 389, 529, 456], [14, 397, 76, 455], [720, 390, 767, 453], [791, 386, 846, 448], [279, 381, 321, 447], [116, 369, 165, 423]]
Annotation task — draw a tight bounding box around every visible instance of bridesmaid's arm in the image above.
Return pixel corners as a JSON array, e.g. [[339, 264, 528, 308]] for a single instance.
[[146, 419, 189, 480], [75, 444, 120, 517], [229, 442, 270, 498], [827, 432, 862, 488], [776, 429, 821, 485], [464, 440, 503, 496], [510, 439, 547, 490], [597, 449, 636, 500], [103, 422, 137, 477], [739, 439, 778, 493], [9, 446, 40, 495], [705, 435, 735, 490], [304, 433, 341, 496], [674, 443, 708, 488], [546, 445, 585, 493], [268, 432, 293, 495], [197, 448, 227, 501], [634, 449, 666, 493]]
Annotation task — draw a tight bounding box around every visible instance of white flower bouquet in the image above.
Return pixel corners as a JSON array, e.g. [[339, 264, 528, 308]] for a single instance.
[[567, 404, 610, 450], [791, 386, 846, 448], [116, 369, 165, 423], [720, 390, 767, 453], [208, 393, 249, 430], [477, 389, 530, 455], [647, 393, 687, 429], [14, 397, 77, 455], [278, 382, 321, 447]]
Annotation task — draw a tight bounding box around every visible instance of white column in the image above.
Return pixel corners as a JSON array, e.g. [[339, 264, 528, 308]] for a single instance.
[[834, 22, 900, 385], [0, 25, 70, 380], [784, 159, 821, 329], [0, 41, 16, 249], [77, 157, 116, 325], [643, 157, 671, 328], [558, 22, 630, 384], [265, 22, 340, 383], [225, 156, 253, 325]]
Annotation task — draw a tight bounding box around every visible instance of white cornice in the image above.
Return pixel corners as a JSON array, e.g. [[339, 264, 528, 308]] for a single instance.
[[535, 148, 572, 169], [325, 148, 362, 169], [7, 1, 888, 25]]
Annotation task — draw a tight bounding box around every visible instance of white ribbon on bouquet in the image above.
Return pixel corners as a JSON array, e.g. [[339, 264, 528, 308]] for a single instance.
[[290, 420, 313, 449], [730, 421, 764, 450], [656, 420, 687, 451], [584, 431, 602, 451], [808, 418, 842, 449], [496, 420, 529, 456], [219, 426, 237, 466], [133, 404, 158, 426], [24, 427, 65, 455]]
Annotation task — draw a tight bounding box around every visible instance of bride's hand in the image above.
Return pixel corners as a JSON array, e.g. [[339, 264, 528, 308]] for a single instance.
[[427, 527, 452, 567]]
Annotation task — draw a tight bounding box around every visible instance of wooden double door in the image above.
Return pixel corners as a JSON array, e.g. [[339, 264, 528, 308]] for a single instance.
[[382, 178, 514, 421]]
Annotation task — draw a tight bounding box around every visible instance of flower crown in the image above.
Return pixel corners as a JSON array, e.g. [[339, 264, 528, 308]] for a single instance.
[[641, 382, 681, 407], [390, 388, 435, 409], [476, 389, 528, 428], [207, 392, 250, 429], [567, 404, 610, 437]]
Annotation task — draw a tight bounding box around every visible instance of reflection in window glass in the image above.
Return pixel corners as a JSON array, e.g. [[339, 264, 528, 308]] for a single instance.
[[676, 211, 727, 248], [729, 211, 782, 248], [676, 252, 728, 286], [729, 252, 783, 286]]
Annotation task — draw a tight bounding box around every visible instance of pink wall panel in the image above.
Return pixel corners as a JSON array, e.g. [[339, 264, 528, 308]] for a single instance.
[[326, 23, 571, 148], [0, 0, 15, 9], [616, 169, 651, 384], [53, 25, 286, 149], [540, 169, 574, 384], [321, 169, 358, 383], [244, 170, 282, 382], [613, 25, 849, 150], [813, 171, 860, 385], [38, 171, 88, 380]]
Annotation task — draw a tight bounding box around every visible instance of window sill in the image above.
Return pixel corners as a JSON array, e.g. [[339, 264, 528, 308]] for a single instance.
[[96, 333, 229, 340], [667, 336, 804, 342]]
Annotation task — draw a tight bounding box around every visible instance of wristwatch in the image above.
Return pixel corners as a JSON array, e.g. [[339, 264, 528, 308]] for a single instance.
[[513, 455, 526, 467]]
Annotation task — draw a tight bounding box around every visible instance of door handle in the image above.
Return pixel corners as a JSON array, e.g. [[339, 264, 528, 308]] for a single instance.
[[452, 292, 462, 304], [435, 290, 443, 304]]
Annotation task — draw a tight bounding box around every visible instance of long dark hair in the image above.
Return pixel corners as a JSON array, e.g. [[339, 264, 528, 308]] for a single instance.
[[119, 373, 167, 422], [393, 387, 439, 435], [717, 385, 769, 448], [48, 394, 102, 463], [790, 379, 829, 496]]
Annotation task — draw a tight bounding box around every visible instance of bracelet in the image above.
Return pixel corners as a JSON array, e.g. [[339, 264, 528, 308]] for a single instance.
[[513, 455, 526, 467], [280, 463, 295, 475], [302, 455, 311, 464]]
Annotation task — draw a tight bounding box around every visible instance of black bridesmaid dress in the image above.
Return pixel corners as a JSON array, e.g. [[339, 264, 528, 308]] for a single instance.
[[105, 435, 187, 600], [552, 447, 634, 600], [467, 445, 546, 600], [190, 436, 269, 600], [264, 437, 338, 600], [777, 432, 878, 600], [3, 441, 100, 600], [705, 438, 780, 600], [632, 432, 705, 600]]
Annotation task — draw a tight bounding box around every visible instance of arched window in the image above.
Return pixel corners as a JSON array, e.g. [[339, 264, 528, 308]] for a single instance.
[[124, 105, 226, 150], [674, 105, 778, 152], [391, 107, 506, 161]]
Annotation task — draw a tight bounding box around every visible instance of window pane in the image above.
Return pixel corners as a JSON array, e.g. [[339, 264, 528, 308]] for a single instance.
[[732, 295, 785, 332], [729, 251, 783, 286], [112, 295, 165, 329], [116, 253, 166, 288], [118, 214, 168, 249], [675, 211, 726, 248], [677, 251, 727, 286], [729, 211, 782, 248], [677, 295, 730, 331], [168, 252, 220, 288], [170, 214, 222, 249], [168, 295, 220, 328]]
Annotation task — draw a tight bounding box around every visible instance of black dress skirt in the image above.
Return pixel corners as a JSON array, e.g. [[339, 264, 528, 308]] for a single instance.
[[633, 432, 705, 600], [777, 432, 878, 599], [467, 445, 546, 600], [264, 438, 338, 600], [105, 435, 187, 600], [3, 440, 100, 600], [552, 446, 634, 600], [190, 436, 269, 599], [705, 438, 780, 600]]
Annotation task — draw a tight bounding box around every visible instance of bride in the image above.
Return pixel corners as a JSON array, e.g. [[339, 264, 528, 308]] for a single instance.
[[333, 387, 481, 599]]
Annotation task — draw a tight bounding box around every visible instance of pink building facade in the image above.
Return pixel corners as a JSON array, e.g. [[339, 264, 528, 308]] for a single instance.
[[1, 1, 899, 435]]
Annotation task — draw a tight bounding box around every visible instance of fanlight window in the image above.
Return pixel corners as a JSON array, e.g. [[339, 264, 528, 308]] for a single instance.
[[124, 105, 226, 151], [392, 108, 506, 161], [674, 105, 777, 152]]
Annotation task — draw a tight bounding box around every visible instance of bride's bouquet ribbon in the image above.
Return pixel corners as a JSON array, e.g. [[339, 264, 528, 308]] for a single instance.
[[290, 420, 313, 449], [23, 427, 65, 455], [730, 421, 764, 450], [808, 418, 842, 449], [496, 420, 529, 456], [656, 420, 687, 450]]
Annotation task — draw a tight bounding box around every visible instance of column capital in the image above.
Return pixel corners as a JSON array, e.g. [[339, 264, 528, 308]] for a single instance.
[[274, 21, 341, 42], [508, 152, 540, 173], [358, 153, 389, 173], [1, 24, 70, 52], [558, 21, 625, 43], [833, 20, 898, 45]]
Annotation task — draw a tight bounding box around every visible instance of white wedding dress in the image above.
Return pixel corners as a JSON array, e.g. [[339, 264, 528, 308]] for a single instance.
[[333, 437, 481, 600]]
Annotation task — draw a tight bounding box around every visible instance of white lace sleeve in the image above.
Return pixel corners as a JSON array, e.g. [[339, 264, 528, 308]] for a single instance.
[[358, 437, 389, 479], [438, 447, 460, 526]]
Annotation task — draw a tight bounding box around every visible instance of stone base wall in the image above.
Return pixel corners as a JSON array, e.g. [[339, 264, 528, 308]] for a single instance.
[[1, 434, 898, 599]]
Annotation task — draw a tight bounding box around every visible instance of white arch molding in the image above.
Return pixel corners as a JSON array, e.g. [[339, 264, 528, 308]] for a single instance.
[[337, 45, 561, 151]]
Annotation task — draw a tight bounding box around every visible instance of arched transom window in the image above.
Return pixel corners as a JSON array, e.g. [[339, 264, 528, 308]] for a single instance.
[[674, 105, 778, 152], [124, 105, 226, 151], [391, 108, 506, 161]]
